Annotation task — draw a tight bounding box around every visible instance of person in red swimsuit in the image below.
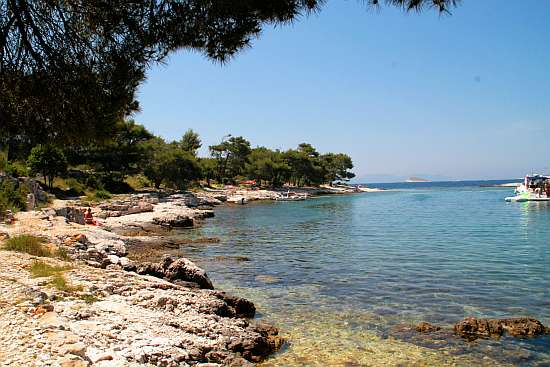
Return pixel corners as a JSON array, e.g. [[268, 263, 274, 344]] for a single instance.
[[84, 208, 95, 225]]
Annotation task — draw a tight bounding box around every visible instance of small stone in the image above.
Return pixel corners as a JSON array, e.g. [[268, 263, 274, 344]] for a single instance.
[[60, 342, 87, 357]]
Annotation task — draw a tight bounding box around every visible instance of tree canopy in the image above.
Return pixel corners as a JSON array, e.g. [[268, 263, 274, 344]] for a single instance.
[[0, 0, 460, 144]]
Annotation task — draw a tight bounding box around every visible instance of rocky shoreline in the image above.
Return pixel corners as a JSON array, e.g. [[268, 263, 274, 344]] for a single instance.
[[3, 187, 547, 366], [0, 191, 287, 367]]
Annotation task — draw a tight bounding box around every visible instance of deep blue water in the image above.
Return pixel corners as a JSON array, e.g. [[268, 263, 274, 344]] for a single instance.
[[176, 181, 550, 366]]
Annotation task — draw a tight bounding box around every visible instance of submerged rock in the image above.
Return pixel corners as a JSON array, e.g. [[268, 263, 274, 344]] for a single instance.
[[454, 317, 549, 339], [416, 322, 441, 333]]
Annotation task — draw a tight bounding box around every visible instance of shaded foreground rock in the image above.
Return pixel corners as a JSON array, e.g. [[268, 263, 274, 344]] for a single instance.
[[454, 317, 550, 339]]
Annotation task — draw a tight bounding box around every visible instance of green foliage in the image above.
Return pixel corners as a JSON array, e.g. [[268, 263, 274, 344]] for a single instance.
[[3, 235, 49, 257], [85, 189, 112, 202], [94, 189, 112, 200], [199, 158, 219, 187], [27, 146, 68, 189], [209, 136, 252, 183], [0, 151, 28, 177], [246, 148, 290, 187], [6, 160, 29, 177], [29, 261, 72, 278], [0, 150, 7, 172], [320, 153, 356, 183], [144, 139, 201, 189], [125, 174, 152, 190], [0, 179, 27, 215], [208, 138, 354, 187], [279, 143, 332, 186], [1, 1, 458, 144], [179, 129, 202, 156], [65, 120, 154, 178]]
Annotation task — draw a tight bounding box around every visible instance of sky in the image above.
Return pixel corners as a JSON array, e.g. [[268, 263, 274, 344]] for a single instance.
[[136, 0, 550, 183]]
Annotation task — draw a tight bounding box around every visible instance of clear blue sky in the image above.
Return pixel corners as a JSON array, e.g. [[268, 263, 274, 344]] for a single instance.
[[136, 0, 550, 182]]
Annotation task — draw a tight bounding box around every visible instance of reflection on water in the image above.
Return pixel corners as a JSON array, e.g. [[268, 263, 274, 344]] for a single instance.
[[175, 186, 550, 366]]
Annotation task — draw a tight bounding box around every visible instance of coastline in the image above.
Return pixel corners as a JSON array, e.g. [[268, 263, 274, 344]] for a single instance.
[[2, 184, 550, 366], [0, 186, 360, 366]]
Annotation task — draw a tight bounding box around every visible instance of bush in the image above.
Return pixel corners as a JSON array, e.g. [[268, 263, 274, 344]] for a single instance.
[[0, 180, 28, 216], [125, 174, 151, 190], [94, 189, 112, 200], [3, 234, 50, 257], [5, 160, 29, 177], [85, 189, 112, 202]]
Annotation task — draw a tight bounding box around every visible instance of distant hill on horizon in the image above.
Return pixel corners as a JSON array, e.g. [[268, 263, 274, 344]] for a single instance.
[[351, 175, 522, 184], [406, 177, 432, 183]]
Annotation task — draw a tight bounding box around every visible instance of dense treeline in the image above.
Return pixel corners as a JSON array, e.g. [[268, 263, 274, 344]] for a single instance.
[[1, 120, 355, 197]]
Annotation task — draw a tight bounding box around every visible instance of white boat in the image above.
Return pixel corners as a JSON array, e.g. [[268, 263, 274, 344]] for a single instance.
[[505, 174, 550, 202], [227, 195, 248, 204], [276, 191, 308, 201]]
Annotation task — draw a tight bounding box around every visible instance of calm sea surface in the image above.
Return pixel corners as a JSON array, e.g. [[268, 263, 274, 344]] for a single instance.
[[176, 181, 550, 366]]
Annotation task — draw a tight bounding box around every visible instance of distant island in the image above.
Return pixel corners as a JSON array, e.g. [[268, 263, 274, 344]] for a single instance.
[[406, 177, 432, 183]]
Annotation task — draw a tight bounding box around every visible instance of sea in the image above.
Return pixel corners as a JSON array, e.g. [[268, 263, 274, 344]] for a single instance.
[[175, 180, 550, 366]]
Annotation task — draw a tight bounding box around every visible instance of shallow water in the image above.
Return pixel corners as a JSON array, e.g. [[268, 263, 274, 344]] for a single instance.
[[176, 184, 550, 366]]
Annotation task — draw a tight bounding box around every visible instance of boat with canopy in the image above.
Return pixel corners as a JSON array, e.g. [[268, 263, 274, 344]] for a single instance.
[[505, 174, 550, 202]]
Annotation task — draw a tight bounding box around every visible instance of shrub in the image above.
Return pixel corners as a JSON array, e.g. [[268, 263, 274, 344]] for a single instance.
[[29, 261, 72, 278], [3, 234, 50, 257], [5, 160, 29, 177], [125, 174, 151, 190], [0, 179, 27, 215], [84, 189, 112, 202]]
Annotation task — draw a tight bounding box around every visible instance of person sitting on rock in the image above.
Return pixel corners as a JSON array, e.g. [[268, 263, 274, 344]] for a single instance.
[[84, 208, 95, 225]]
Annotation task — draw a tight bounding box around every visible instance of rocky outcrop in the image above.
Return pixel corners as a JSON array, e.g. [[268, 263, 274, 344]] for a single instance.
[[135, 255, 214, 290], [103, 194, 214, 232], [62, 233, 130, 269], [95, 194, 158, 219], [0, 250, 282, 366], [454, 317, 549, 339]]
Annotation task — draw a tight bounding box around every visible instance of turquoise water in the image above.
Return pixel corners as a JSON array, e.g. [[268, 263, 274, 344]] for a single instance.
[[178, 185, 550, 366]]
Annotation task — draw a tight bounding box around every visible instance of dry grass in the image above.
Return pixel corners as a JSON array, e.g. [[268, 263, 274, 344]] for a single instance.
[[49, 274, 83, 293], [29, 261, 72, 278], [3, 235, 50, 257], [4, 234, 73, 261]]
